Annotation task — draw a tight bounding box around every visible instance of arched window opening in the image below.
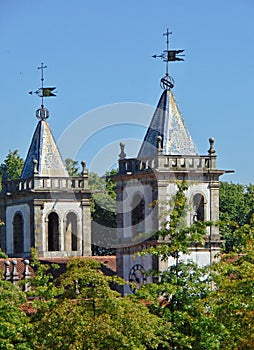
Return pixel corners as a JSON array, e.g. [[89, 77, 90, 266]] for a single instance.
[[65, 212, 78, 251], [132, 194, 145, 234], [13, 213, 24, 254], [48, 212, 59, 251], [193, 194, 205, 222]]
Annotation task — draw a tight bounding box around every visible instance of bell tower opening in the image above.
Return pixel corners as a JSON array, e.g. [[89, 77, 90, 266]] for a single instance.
[[65, 212, 78, 251], [132, 194, 145, 234], [193, 193, 205, 222], [13, 212, 24, 255], [48, 212, 59, 251]]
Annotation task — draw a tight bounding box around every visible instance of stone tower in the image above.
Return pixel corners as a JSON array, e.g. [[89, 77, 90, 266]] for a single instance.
[[114, 35, 232, 294], [0, 105, 91, 258]]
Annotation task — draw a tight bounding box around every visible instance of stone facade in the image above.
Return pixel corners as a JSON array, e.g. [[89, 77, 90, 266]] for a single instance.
[[114, 89, 232, 295], [0, 112, 92, 258]]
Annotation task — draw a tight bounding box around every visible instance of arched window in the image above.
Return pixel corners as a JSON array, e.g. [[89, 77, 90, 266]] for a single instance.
[[48, 212, 59, 251], [132, 194, 145, 233], [65, 212, 78, 251], [193, 193, 205, 222], [13, 213, 24, 255]]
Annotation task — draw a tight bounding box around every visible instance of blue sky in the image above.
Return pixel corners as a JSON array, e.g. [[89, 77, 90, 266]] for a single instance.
[[0, 0, 253, 183]]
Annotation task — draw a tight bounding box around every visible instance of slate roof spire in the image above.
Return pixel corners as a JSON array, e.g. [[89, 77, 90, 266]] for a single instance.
[[138, 90, 198, 158], [21, 64, 68, 178], [20, 117, 69, 178], [138, 30, 198, 158]]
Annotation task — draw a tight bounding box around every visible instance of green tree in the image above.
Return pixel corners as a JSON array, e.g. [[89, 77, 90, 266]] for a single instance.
[[32, 258, 163, 349], [134, 182, 254, 349], [219, 182, 254, 252], [135, 261, 213, 349], [89, 171, 117, 256], [145, 181, 211, 261], [64, 157, 80, 176], [0, 279, 33, 349], [135, 181, 217, 349], [196, 237, 254, 350], [0, 150, 24, 181]]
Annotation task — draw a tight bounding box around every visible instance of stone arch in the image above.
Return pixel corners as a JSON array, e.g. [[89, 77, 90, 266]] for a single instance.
[[132, 193, 145, 234], [13, 212, 24, 255], [48, 212, 60, 251], [192, 192, 206, 223], [65, 211, 78, 251]]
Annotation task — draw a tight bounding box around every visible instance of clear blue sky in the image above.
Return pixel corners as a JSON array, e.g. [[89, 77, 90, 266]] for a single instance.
[[0, 0, 253, 183]]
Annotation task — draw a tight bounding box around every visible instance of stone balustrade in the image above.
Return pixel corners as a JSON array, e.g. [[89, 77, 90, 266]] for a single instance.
[[1, 176, 88, 194], [2, 259, 31, 291], [119, 154, 217, 175]]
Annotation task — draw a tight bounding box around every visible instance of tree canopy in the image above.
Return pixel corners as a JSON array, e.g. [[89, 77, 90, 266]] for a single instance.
[[219, 182, 254, 252], [89, 170, 117, 256], [0, 181, 252, 349], [134, 181, 254, 349], [64, 158, 80, 176], [29, 258, 164, 349], [0, 149, 24, 182]]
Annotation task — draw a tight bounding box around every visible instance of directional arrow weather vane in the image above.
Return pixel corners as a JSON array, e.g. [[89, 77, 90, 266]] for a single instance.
[[29, 63, 57, 107], [152, 29, 185, 89]]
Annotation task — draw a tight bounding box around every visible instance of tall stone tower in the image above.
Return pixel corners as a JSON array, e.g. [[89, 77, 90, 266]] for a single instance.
[[0, 65, 91, 258], [114, 32, 232, 294]]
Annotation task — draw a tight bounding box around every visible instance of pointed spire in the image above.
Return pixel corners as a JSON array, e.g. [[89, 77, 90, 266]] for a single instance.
[[21, 119, 68, 178], [23, 63, 67, 178], [139, 31, 195, 157], [138, 90, 198, 158]]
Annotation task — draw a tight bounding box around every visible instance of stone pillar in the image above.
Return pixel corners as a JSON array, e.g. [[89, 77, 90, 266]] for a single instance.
[[157, 180, 168, 230], [209, 180, 220, 240], [0, 198, 6, 253], [116, 182, 124, 243], [4, 260, 11, 281], [11, 260, 19, 285], [33, 202, 44, 256], [59, 216, 64, 252], [81, 198, 91, 256], [23, 259, 31, 292], [64, 218, 71, 251]]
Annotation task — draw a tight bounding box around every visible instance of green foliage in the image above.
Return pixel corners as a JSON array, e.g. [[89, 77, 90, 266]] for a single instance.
[[32, 258, 163, 349], [135, 262, 213, 349], [27, 248, 60, 315], [0, 249, 7, 259], [136, 181, 227, 349], [64, 157, 80, 176], [135, 179, 254, 348], [198, 239, 254, 349], [219, 182, 254, 252], [89, 171, 117, 255], [0, 149, 24, 181], [144, 181, 210, 261], [0, 280, 33, 349]]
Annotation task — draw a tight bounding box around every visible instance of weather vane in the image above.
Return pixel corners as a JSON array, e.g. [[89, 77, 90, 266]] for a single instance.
[[152, 29, 185, 89], [29, 63, 57, 120]]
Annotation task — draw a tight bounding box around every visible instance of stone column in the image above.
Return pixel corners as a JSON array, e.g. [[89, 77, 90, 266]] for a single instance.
[[0, 198, 6, 253], [33, 202, 44, 256], [116, 182, 124, 243], [81, 198, 91, 256], [157, 180, 168, 230], [209, 180, 220, 240], [64, 218, 71, 251]]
